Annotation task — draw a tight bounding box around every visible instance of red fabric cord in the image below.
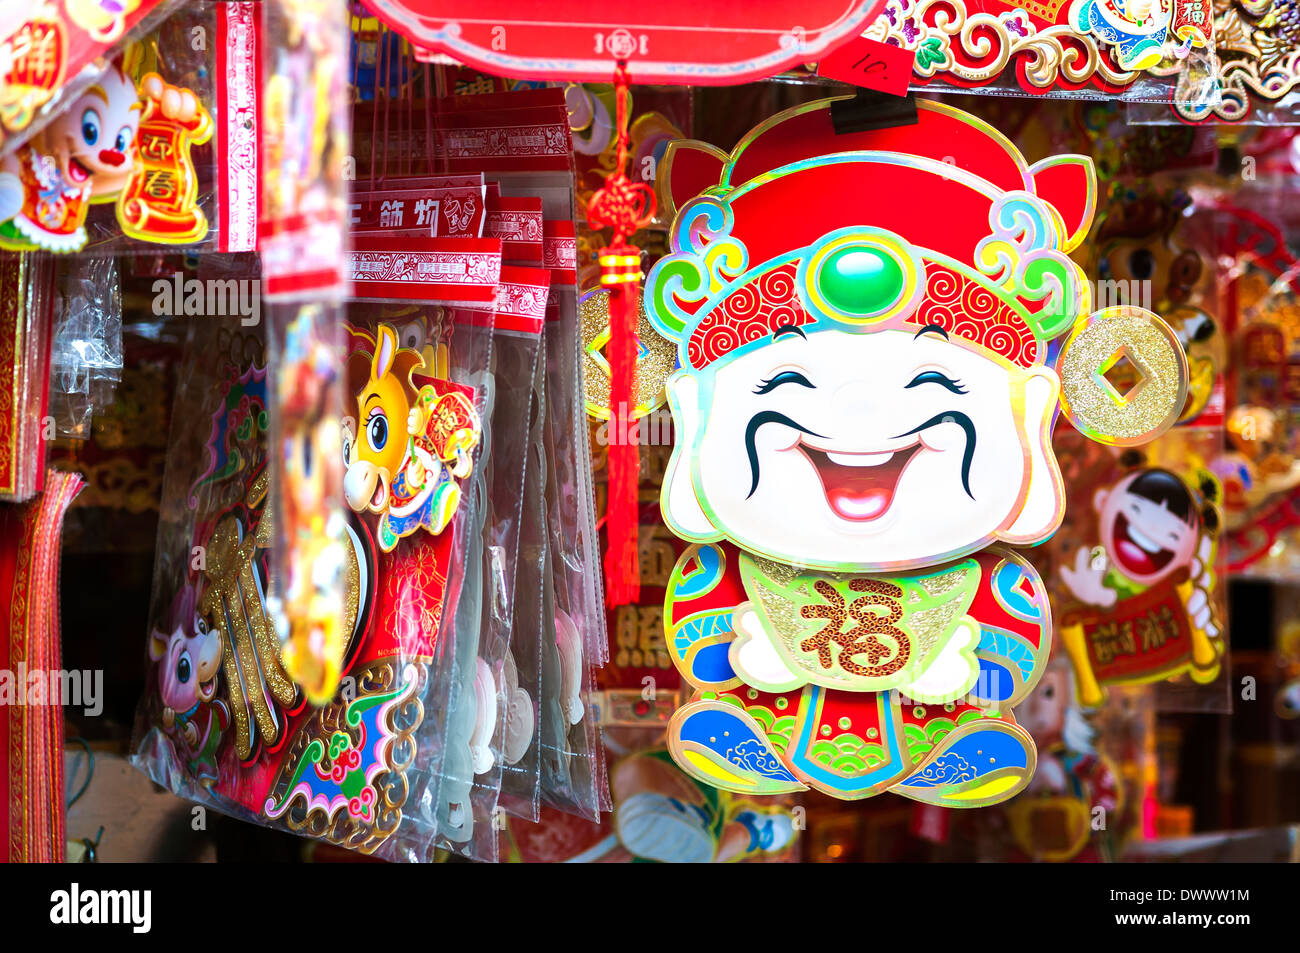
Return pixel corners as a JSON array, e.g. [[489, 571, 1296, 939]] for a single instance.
[[587, 62, 655, 607]]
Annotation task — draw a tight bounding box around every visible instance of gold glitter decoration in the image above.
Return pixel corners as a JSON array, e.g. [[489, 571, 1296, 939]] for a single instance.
[[918, 565, 970, 598], [743, 553, 977, 690], [581, 288, 676, 421], [1056, 307, 1188, 447], [201, 470, 297, 761], [343, 525, 361, 656], [751, 554, 798, 587], [908, 601, 965, 661], [754, 585, 824, 674], [799, 579, 911, 678]]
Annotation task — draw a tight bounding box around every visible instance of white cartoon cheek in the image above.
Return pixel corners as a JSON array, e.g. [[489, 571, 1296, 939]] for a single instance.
[[1005, 369, 1065, 544], [661, 373, 719, 541], [753, 417, 802, 454], [917, 418, 969, 453]]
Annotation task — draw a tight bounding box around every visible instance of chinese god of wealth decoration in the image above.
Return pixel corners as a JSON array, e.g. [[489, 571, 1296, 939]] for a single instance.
[[646, 98, 1189, 805]]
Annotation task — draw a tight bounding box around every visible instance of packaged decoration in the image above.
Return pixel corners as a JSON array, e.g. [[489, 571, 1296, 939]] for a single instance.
[[0, 2, 258, 255]]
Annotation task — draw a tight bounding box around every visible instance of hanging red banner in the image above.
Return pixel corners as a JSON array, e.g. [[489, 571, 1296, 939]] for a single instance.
[[364, 1, 890, 84]]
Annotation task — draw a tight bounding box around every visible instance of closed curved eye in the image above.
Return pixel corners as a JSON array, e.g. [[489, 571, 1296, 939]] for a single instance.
[[905, 370, 967, 394], [754, 370, 814, 395]]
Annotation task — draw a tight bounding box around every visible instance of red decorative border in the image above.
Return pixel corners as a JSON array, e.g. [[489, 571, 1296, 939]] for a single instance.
[[369, 1, 890, 85], [543, 220, 577, 287], [348, 236, 502, 303], [486, 196, 543, 264], [216, 2, 259, 252]]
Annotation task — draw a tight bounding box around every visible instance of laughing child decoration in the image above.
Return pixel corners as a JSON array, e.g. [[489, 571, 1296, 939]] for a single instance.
[[646, 98, 1189, 805], [1058, 462, 1222, 707]]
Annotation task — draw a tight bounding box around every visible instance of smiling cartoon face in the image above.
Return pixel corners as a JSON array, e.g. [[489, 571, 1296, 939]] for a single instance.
[[149, 611, 223, 714], [37, 68, 140, 197], [665, 324, 1064, 570], [1095, 468, 1200, 585]]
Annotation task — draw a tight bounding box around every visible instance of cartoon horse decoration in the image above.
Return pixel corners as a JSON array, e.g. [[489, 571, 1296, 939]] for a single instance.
[[344, 324, 480, 552]]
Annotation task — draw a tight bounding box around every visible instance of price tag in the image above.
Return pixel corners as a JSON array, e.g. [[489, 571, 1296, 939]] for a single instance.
[[817, 35, 916, 97]]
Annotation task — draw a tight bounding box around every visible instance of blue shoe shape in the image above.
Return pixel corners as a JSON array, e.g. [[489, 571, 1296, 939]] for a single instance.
[[891, 719, 1036, 808], [667, 698, 806, 796]]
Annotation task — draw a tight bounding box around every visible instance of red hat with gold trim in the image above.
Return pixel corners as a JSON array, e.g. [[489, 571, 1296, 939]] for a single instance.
[[645, 97, 1097, 371]]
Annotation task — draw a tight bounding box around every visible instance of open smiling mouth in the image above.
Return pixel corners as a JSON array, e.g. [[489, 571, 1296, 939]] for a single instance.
[[198, 675, 217, 702], [1112, 512, 1175, 576], [742, 409, 976, 514], [67, 157, 91, 184], [800, 442, 923, 522]]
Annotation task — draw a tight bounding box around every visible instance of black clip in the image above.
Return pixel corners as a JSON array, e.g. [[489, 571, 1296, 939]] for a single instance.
[[831, 88, 919, 135]]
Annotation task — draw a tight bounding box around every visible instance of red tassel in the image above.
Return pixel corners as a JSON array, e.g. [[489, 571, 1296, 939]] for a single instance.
[[603, 257, 640, 606], [587, 62, 655, 607]]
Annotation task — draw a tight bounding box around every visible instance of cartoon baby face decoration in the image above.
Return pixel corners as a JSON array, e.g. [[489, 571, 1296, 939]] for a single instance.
[[0, 60, 210, 252], [54, 69, 141, 194], [1057, 461, 1222, 707], [0, 65, 140, 251], [648, 100, 1098, 573], [1094, 468, 1202, 587]]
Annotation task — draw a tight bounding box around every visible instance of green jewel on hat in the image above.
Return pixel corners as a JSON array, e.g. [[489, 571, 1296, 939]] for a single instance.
[[801, 228, 923, 325]]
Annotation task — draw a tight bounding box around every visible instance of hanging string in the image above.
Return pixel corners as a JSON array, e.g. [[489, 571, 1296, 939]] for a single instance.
[[587, 61, 655, 607]]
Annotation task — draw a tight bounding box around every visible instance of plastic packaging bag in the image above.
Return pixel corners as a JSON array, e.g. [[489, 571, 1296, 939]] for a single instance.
[[49, 256, 121, 439]]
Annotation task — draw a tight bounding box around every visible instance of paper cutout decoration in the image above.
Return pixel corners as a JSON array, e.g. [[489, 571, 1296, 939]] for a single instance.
[[0, 65, 211, 252], [646, 97, 1189, 805], [1058, 466, 1222, 706], [1212, 205, 1300, 573], [149, 585, 231, 786], [117, 72, 214, 244], [343, 325, 481, 553], [1177, 0, 1300, 123], [864, 0, 1211, 100], [1008, 654, 1122, 861]]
